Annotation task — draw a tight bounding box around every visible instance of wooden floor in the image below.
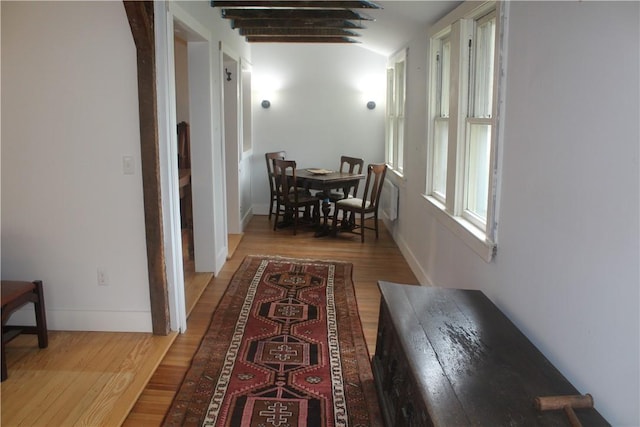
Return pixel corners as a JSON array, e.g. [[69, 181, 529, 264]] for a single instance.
[[1, 216, 418, 426]]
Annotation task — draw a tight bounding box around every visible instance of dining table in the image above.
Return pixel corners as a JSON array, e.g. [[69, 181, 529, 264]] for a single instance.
[[291, 168, 365, 237]]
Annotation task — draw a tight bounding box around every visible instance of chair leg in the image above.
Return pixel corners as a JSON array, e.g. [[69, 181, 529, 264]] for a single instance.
[[273, 203, 280, 231], [33, 280, 48, 348], [374, 212, 379, 240], [360, 211, 366, 243], [268, 199, 273, 220], [331, 206, 340, 231], [292, 206, 298, 235]]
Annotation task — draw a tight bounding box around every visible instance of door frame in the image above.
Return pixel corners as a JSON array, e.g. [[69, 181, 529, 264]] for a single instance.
[[126, 1, 227, 334]]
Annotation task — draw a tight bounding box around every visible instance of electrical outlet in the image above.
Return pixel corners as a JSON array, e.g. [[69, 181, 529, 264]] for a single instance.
[[97, 269, 108, 286]]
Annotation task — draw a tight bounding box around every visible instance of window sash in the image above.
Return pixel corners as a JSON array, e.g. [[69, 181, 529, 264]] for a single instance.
[[429, 33, 452, 201], [463, 119, 491, 227], [386, 51, 407, 174], [396, 116, 405, 172], [432, 117, 449, 202], [395, 59, 406, 172], [437, 38, 451, 118], [470, 13, 496, 118], [385, 67, 395, 166]]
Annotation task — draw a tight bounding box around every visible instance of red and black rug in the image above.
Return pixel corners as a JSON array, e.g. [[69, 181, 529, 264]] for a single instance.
[[163, 255, 382, 427]]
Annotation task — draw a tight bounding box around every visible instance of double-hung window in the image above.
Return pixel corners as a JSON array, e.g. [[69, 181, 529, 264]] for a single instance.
[[425, 1, 505, 261], [431, 35, 450, 203], [386, 49, 407, 175]]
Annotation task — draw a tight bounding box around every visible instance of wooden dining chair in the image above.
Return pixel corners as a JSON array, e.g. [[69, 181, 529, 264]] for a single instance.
[[265, 151, 286, 220], [273, 159, 320, 235], [327, 155, 364, 202], [331, 163, 388, 242]]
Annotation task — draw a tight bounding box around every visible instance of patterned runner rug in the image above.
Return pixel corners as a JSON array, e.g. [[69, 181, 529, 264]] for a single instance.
[[163, 255, 382, 427]]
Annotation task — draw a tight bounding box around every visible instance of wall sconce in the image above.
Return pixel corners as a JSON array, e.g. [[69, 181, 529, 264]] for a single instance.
[[367, 101, 376, 110], [261, 100, 271, 109]]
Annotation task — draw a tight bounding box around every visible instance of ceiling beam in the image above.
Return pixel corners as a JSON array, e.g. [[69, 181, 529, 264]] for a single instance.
[[221, 8, 373, 21], [211, 0, 379, 44], [211, 1, 381, 9], [246, 36, 359, 43], [240, 27, 360, 37], [231, 18, 365, 29]]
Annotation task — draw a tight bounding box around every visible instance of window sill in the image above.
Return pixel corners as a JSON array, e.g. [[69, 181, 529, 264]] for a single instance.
[[386, 165, 404, 180], [422, 194, 496, 262]]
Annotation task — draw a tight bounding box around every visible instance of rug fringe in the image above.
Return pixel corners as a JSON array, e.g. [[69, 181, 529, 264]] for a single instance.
[[244, 254, 354, 265]]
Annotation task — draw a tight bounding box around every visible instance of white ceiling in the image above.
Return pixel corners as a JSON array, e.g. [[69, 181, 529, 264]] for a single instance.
[[357, 1, 462, 56]]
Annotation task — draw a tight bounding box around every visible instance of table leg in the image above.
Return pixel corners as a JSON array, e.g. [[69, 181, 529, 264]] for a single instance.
[[314, 198, 332, 237]]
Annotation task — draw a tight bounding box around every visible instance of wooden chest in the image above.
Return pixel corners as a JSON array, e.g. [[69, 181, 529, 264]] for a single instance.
[[372, 281, 609, 426]]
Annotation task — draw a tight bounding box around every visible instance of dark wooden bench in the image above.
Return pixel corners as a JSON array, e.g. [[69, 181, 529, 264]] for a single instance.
[[372, 281, 609, 426], [1, 280, 48, 381]]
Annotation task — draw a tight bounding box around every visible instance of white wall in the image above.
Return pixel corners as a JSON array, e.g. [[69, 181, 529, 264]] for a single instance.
[[387, 2, 639, 425], [1, 0, 251, 331], [1, 2, 152, 331], [250, 44, 387, 214]]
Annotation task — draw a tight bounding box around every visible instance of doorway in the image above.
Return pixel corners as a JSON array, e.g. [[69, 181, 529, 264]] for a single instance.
[[222, 46, 254, 251], [172, 17, 216, 320]]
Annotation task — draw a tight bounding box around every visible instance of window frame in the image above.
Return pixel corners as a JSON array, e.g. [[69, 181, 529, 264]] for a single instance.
[[430, 34, 451, 204], [385, 49, 407, 176], [424, 1, 506, 262]]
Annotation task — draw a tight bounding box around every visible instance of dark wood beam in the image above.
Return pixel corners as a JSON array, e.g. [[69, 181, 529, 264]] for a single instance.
[[212, 0, 379, 43], [221, 8, 373, 21], [240, 27, 360, 37], [232, 19, 365, 29], [123, 1, 170, 336], [212, 1, 381, 9], [246, 36, 359, 43]]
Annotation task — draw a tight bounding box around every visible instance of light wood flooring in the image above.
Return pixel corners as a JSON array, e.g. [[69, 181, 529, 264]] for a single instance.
[[2, 216, 418, 426]]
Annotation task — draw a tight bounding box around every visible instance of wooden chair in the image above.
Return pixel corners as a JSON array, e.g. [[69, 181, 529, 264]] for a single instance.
[[265, 151, 286, 220], [1, 280, 48, 381], [273, 159, 320, 235], [331, 163, 388, 242], [177, 121, 193, 258], [326, 155, 365, 202], [177, 121, 191, 170]]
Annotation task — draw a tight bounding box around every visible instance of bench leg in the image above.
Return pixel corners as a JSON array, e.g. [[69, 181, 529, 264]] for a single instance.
[[1, 339, 6, 381], [1, 280, 49, 381]]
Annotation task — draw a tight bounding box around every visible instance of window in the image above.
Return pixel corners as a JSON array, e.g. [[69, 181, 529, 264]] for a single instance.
[[386, 49, 407, 175], [425, 2, 504, 261], [432, 36, 450, 203], [463, 12, 495, 228]]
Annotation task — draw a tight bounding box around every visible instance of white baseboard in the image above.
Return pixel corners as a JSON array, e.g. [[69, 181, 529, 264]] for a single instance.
[[241, 208, 254, 230], [253, 204, 270, 216], [383, 217, 433, 287]]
